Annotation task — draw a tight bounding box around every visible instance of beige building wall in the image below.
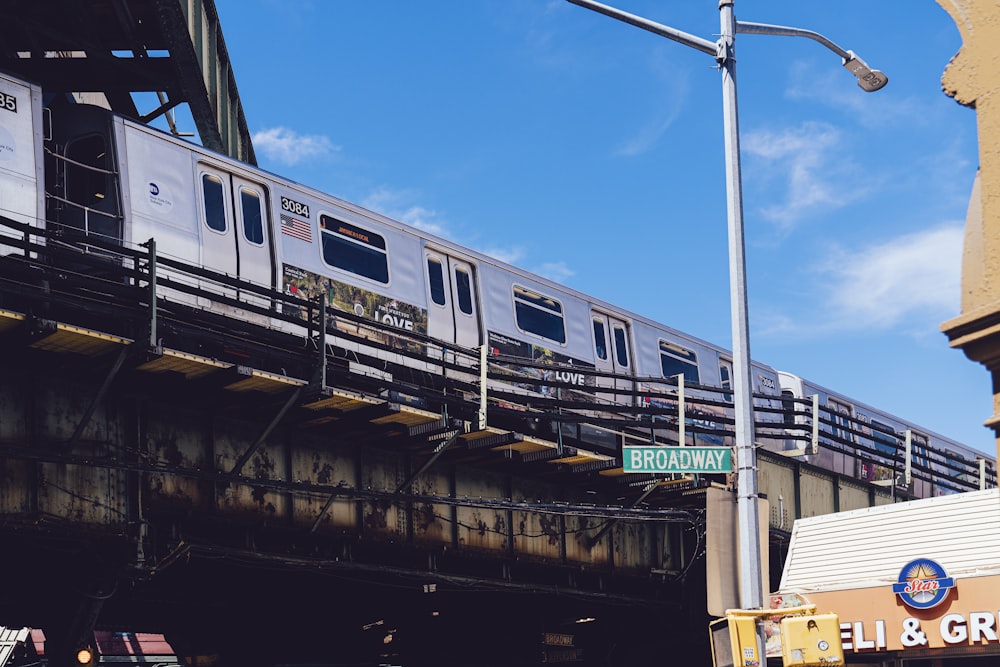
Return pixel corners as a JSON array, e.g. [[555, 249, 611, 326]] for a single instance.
[[938, 0, 1000, 459]]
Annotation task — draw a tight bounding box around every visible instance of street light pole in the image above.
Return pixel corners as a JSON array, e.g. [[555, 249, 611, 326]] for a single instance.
[[566, 0, 886, 657], [716, 0, 763, 619]]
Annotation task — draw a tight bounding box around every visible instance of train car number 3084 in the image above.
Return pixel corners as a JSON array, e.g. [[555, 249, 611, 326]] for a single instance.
[[281, 196, 309, 218]]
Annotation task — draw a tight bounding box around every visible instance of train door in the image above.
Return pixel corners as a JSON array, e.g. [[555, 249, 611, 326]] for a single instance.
[[424, 248, 481, 352], [45, 104, 123, 246], [197, 163, 274, 312], [591, 311, 632, 404]]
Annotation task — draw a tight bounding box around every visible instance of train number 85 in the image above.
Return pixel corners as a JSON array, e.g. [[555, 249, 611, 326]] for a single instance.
[[0, 92, 16, 114]]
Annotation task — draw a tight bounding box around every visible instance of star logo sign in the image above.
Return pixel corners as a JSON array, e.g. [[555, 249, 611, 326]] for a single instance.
[[891, 558, 955, 609]]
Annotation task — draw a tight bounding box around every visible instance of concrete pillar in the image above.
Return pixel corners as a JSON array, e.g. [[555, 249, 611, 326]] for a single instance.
[[937, 0, 1000, 459]]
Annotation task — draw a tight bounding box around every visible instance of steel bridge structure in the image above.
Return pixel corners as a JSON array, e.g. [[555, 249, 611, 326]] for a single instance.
[[0, 216, 992, 666]]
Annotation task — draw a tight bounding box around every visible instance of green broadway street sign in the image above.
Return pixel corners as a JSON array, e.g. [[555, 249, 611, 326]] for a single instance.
[[623, 446, 733, 474]]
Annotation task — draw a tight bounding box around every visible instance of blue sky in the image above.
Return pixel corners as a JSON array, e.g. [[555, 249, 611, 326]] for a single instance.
[[187, 1, 988, 453]]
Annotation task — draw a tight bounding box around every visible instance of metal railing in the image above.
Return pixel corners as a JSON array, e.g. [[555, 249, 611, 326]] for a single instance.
[[0, 213, 992, 496]]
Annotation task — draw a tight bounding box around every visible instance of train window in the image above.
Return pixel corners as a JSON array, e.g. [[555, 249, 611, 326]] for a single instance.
[[719, 363, 733, 403], [659, 340, 699, 383], [781, 390, 796, 426], [320, 215, 389, 284], [942, 450, 960, 490], [829, 399, 853, 443], [943, 449, 973, 488], [240, 188, 264, 245], [870, 419, 898, 456], [66, 135, 108, 208], [427, 257, 446, 306], [513, 286, 566, 344], [613, 325, 629, 367], [202, 174, 227, 233], [910, 431, 929, 468], [593, 319, 607, 361], [455, 267, 473, 315]]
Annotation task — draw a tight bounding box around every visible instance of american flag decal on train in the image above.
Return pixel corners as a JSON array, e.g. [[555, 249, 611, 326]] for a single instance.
[[280, 214, 312, 242]]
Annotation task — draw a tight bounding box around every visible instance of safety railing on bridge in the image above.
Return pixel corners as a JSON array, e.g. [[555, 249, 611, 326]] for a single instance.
[[0, 214, 992, 497]]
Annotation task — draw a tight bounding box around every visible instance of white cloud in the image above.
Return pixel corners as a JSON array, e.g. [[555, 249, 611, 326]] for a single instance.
[[615, 108, 682, 157], [614, 50, 688, 157], [742, 121, 857, 229], [252, 127, 339, 166], [822, 224, 963, 330], [360, 187, 449, 237], [533, 261, 575, 282], [784, 61, 936, 130], [756, 224, 964, 340], [479, 245, 526, 265], [394, 205, 447, 237]]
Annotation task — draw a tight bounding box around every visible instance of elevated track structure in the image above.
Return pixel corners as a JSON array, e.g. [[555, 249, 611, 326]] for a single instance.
[[0, 216, 993, 666]]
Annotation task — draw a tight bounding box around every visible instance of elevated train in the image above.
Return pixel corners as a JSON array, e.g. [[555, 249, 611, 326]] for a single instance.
[[0, 69, 991, 497]]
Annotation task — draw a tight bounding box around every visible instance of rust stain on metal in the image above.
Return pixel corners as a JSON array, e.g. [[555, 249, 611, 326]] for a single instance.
[[468, 510, 488, 537], [538, 514, 560, 545], [250, 449, 276, 478], [415, 503, 436, 532], [251, 486, 276, 513], [364, 501, 389, 530], [160, 435, 183, 467], [312, 455, 334, 485]]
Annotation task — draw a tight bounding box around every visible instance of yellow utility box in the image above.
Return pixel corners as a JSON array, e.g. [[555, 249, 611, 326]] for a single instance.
[[779, 613, 844, 666], [709, 614, 762, 667]]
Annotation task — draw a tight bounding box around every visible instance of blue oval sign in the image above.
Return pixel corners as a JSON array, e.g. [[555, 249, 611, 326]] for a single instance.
[[891, 558, 955, 609]]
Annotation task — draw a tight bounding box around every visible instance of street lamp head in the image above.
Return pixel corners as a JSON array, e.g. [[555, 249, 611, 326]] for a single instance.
[[842, 50, 887, 92]]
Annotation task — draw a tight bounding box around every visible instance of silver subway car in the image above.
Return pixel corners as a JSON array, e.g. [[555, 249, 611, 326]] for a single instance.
[[778, 372, 989, 498], [0, 67, 988, 481]]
